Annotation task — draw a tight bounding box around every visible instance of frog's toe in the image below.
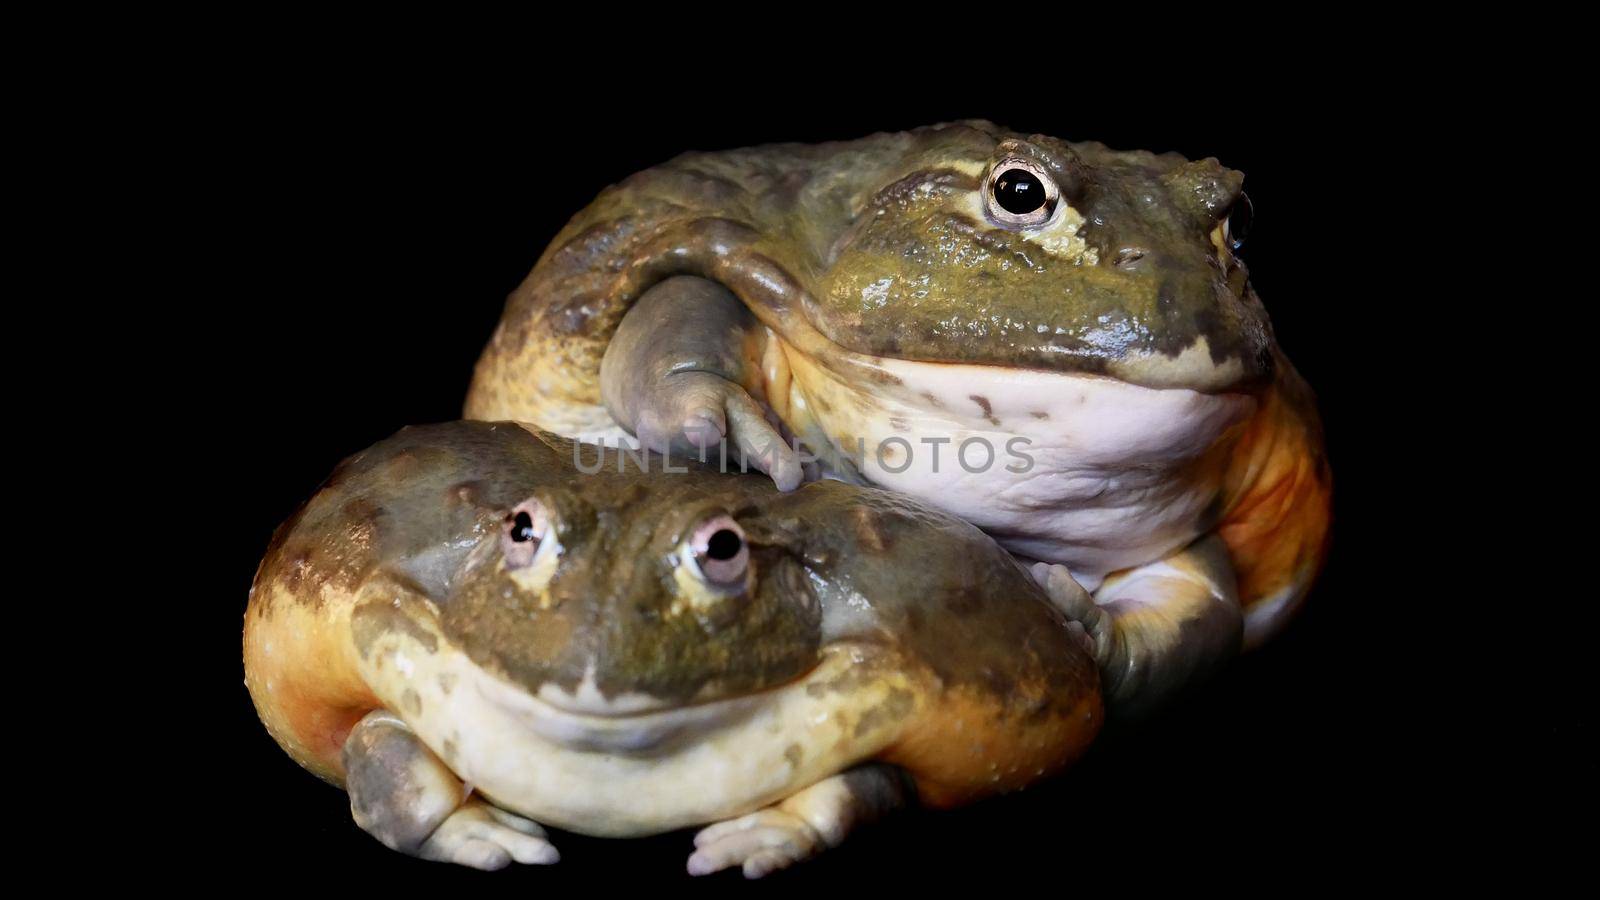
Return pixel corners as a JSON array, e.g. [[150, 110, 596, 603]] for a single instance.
[[1031, 563, 1091, 616], [1031, 563, 1112, 660], [1064, 619, 1094, 656], [718, 387, 802, 491], [680, 409, 725, 450], [420, 800, 560, 870], [687, 809, 822, 878], [630, 371, 801, 490]]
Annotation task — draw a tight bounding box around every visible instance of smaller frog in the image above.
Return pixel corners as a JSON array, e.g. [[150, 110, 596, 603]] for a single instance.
[[244, 422, 1100, 876]]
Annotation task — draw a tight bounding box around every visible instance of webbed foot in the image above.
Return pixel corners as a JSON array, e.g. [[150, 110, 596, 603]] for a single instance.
[[635, 369, 802, 491], [600, 275, 802, 491], [687, 765, 910, 879], [343, 710, 559, 870], [1031, 536, 1244, 716], [689, 807, 823, 879], [419, 800, 559, 870], [1030, 562, 1112, 662]]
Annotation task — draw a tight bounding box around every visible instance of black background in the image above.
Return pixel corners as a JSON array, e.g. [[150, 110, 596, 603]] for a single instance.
[[168, 70, 1572, 890]]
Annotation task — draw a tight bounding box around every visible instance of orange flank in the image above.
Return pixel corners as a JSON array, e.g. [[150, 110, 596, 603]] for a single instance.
[[243, 592, 379, 784], [885, 679, 1103, 810], [1218, 357, 1333, 643]]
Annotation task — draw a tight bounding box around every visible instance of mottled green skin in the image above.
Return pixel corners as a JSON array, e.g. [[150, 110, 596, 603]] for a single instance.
[[259, 421, 1093, 708], [486, 120, 1269, 392]]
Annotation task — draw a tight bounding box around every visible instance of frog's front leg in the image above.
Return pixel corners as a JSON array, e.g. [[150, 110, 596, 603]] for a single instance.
[[342, 711, 560, 870], [600, 274, 802, 490], [1033, 534, 1243, 717], [687, 764, 912, 879]]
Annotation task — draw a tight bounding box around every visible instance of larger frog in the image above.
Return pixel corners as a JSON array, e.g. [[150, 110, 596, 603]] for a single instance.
[[244, 421, 1100, 876], [465, 121, 1331, 712]]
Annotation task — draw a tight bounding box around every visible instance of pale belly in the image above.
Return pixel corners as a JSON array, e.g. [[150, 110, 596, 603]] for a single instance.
[[782, 353, 1256, 590]]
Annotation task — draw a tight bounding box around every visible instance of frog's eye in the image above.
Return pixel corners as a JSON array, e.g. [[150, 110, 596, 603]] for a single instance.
[[986, 157, 1059, 228], [683, 514, 749, 589], [501, 499, 555, 569], [1224, 192, 1253, 251]]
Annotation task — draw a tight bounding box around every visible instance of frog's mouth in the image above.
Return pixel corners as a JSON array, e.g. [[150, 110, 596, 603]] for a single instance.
[[472, 649, 856, 756]]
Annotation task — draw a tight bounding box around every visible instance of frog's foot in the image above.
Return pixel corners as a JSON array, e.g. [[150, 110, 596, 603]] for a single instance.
[[689, 807, 823, 879], [600, 275, 802, 491], [343, 711, 559, 870], [1031, 535, 1244, 717], [642, 370, 803, 491], [687, 765, 911, 879], [1030, 562, 1109, 660], [419, 800, 559, 870]]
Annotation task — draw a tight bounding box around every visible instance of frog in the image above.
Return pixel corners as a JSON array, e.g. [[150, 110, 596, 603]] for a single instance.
[[243, 420, 1102, 877], [464, 120, 1331, 714]]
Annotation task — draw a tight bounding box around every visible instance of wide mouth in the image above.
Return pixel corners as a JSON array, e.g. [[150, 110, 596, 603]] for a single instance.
[[778, 287, 1268, 395], [469, 646, 866, 755]]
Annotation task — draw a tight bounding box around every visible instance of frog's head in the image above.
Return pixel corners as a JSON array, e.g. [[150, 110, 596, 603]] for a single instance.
[[437, 477, 821, 714], [811, 121, 1270, 392]]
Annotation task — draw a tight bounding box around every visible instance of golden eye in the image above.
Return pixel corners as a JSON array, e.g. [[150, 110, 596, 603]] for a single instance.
[[986, 157, 1059, 228]]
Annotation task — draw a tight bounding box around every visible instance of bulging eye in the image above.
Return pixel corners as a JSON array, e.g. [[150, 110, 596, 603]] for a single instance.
[[1224, 191, 1253, 251], [994, 169, 1046, 213], [501, 498, 553, 569], [986, 157, 1059, 228], [684, 514, 749, 589]]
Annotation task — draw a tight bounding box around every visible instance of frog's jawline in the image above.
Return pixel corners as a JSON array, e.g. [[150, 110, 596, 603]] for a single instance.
[[372, 636, 903, 837]]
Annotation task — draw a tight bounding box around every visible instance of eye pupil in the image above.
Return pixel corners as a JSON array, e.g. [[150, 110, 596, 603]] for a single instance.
[[510, 510, 536, 543], [705, 528, 742, 561], [994, 168, 1047, 215]]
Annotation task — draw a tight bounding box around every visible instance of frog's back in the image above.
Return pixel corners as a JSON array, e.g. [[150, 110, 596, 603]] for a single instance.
[[461, 124, 994, 434]]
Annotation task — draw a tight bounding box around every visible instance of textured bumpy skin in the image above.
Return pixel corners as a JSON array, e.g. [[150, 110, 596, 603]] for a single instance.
[[244, 422, 1101, 870], [466, 120, 1273, 406], [465, 121, 1331, 692]]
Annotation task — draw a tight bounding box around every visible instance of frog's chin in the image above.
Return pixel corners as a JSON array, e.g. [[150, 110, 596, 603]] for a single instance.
[[362, 632, 914, 836], [781, 348, 1258, 584]]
